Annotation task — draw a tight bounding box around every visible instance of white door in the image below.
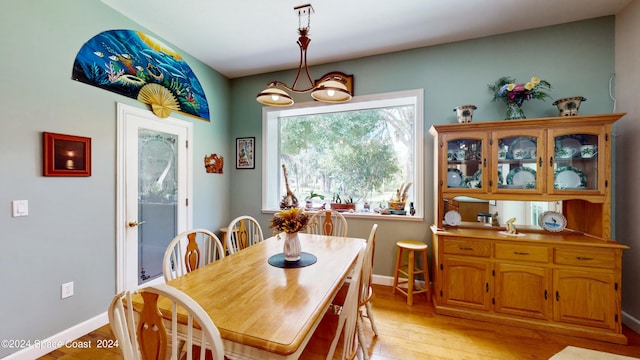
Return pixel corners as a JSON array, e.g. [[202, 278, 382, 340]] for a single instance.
[[116, 103, 193, 292]]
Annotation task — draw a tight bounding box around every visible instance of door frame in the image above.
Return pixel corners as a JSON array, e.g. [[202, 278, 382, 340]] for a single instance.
[[115, 102, 193, 292]]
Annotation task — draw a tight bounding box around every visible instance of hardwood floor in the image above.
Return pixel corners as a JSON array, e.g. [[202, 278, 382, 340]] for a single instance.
[[39, 284, 640, 359]]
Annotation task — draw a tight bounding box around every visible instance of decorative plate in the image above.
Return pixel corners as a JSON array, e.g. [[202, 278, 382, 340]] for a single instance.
[[539, 211, 567, 232], [554, 166, 587, 189], [444, 210, 461, 226], [509, 137, 536, 160], [447, 168, 465, 187], [506, 166, 536, 188]]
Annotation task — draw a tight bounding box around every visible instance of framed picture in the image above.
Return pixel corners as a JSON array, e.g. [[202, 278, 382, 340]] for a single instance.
[[236, 137, 255, 169], [43, 132, 91, 176]]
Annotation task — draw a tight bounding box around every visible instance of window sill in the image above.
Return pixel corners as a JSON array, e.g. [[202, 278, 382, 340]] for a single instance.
[[261, 209, 424, 222]]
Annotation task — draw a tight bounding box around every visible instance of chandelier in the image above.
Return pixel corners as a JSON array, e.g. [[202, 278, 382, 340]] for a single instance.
[[256, 4, 353, 107]]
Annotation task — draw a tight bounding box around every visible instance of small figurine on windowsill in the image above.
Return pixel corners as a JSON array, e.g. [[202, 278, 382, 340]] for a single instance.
[[505, 217, 517, 234]]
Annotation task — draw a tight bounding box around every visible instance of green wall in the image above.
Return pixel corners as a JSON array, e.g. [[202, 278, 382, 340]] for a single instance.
[[229, 17, 616, 281], [0, 1, 231, 357]]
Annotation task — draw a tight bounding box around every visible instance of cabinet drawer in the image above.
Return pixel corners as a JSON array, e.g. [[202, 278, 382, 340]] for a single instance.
[[495, 243, 549, 263], [443, 238, 491, 257], [554, 248, 615, 268]]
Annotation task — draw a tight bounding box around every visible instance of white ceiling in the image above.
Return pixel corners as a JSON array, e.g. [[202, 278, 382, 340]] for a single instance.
[[101, 0, 631, 79]]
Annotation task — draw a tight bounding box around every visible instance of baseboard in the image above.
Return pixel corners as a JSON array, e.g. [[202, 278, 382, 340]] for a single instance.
[[2, 312, 108, 360], [622, 310, 640, 335]]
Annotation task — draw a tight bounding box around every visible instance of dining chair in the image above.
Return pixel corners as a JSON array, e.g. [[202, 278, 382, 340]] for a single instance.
[[162, 229, 225, 281], [225, 215, 265, 255], [303, 241, 366, 360], [356, 224, 379, 359], [108, 283, 225, 360], [307, 209, 348, 237]]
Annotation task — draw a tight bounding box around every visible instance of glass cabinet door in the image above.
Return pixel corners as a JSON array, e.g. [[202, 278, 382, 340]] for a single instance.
[[493, 130, 544, 193], [549, 127, 603, 193], [443, 134, 486, 191]]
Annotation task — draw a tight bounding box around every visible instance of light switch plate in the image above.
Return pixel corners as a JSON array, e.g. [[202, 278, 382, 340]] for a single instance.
[[12, 200, 28, 217]]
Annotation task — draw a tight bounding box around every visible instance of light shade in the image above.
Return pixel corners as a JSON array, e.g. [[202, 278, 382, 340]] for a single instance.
[[256, 86, 294, 107], [311, 79, 352, 103]]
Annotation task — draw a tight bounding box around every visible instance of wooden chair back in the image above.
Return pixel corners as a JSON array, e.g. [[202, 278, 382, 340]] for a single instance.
[[108, 283, 225, 360], [327, 243, 366, 360], [225, 216, 264, 255], [307, 209, 348, 237], [163, 229, 225, 281]]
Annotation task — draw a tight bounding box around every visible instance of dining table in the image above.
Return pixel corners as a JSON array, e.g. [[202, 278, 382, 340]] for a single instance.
[[159, 232, 365, 359]]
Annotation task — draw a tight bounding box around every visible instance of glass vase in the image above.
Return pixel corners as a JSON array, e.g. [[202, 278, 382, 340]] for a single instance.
[[283, 232, 301, 261], [505, 103, 526, 120]]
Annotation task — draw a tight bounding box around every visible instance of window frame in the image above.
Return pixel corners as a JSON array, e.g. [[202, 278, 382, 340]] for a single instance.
[[261, 89, 424, 219]]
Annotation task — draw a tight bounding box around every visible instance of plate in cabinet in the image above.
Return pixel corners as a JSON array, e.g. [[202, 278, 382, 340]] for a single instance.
[[506, 166, 536, 188], [447, 168, 465, 187], [554, 166, 586, 189]]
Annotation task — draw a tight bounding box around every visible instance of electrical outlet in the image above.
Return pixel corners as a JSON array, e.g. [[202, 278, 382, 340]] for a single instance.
[[61, 282, 74, 299]]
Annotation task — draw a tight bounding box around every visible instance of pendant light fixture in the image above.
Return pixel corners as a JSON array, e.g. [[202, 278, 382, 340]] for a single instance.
[[256, 4, 354, 107]]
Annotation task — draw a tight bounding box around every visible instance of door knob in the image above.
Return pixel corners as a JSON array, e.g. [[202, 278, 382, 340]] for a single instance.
[[128, 220, 146, 228]]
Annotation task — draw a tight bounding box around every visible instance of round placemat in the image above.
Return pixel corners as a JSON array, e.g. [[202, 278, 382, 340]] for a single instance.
[[268, 252, 317, 268]]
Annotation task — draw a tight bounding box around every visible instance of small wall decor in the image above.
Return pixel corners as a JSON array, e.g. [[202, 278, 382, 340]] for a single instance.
[[236, 137, 255, 169], [71, 29, 210, 120], [204, 154, 224, 174], [43, 132, 91, 177]]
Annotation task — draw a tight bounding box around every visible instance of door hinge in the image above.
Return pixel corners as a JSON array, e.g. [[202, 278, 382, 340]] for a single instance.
[[606, 133, 609, 141], [439, 140, 443, 148], [605, 180, 609, 188], [616, 314, 619, 322], [615, 282, 618, 291], [439, 290, 443, 297], [492, 298, 495, 304], [185, 140, 189, 149], [186, 198, 189, 206], [440, 263, 443, 270], [492, 269, 495, 276], [489, 138, 493, 146], [485, 282, 489, 292]]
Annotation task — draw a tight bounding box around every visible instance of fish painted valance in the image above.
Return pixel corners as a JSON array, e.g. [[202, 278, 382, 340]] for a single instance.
[[72, 29, 210, 120]]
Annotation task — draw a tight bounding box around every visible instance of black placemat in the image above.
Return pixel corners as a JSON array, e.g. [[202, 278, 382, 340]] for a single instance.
[[268, 252, 317, 268]]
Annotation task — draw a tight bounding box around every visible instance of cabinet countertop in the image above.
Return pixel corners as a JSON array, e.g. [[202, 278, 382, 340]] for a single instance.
[[430, 224, 629, 249]]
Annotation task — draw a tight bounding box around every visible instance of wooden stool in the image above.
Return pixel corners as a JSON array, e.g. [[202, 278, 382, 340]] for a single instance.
[[393, 240, 431, 305]]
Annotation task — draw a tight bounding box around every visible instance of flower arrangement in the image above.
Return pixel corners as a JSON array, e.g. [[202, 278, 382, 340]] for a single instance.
[[269, 207, 311, 234], [489, 76, 552, 105], [488, 76, 551, 120]]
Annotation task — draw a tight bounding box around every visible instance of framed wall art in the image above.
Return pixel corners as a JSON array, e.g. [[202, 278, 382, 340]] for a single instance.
[[236, 137, 255, 169], [43, 132, 92, 176]]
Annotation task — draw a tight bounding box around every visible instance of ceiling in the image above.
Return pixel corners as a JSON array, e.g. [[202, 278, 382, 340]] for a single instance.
[[101, 0, 631, 79]]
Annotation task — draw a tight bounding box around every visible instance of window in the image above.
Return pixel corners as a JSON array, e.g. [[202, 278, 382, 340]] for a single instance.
[[262, 89, 423, 218]]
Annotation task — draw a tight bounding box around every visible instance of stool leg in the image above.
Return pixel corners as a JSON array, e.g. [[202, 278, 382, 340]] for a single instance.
[[421, 249, 432, 302], [392, 247, 402, 294], [407, 250, 415, 305]]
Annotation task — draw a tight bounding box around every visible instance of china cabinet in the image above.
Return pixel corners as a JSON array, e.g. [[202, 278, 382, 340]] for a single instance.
[[429, 113, 628, 344]]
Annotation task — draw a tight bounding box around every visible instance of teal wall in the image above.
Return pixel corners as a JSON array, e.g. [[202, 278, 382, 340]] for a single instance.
[[230, 17, 616, 281], [0, 1, 231, 357]]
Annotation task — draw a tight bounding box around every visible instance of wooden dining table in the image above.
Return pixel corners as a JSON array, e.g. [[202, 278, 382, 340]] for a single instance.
[[160, 232, 365, 359]]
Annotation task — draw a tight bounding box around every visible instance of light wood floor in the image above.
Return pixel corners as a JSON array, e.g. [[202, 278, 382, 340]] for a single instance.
[[39, 284, 640, 359]]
